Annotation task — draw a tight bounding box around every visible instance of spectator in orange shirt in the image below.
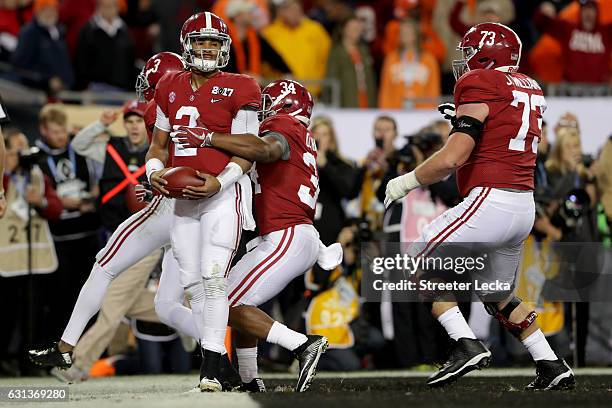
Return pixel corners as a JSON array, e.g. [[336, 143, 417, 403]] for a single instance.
[[378, 19, 440, 110]]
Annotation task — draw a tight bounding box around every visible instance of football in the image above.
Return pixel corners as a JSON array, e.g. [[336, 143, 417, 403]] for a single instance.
[[161, 166, 204, 199]]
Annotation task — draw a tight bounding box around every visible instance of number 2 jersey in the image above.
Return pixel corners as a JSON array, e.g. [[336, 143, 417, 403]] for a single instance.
[[454, 69, 546, 197], [154, 70, 260, 176], [253, 114, 319, 235]]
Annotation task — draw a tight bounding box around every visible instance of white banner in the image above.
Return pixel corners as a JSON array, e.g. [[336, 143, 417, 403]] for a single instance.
[[314, 97, 611, 161]]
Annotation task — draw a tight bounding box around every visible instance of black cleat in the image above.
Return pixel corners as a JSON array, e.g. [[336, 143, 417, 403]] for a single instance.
[[237, 378, 266, 393], [426, 338, 491, 387], [525, 359, 575, 390], [293, 335, 329, 392], [28, 343, 72, 369], [218, 354, 242, 391]]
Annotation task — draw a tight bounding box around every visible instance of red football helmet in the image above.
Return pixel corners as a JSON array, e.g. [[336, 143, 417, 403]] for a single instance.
[[180, 12, 231, 73], [452, 22, 522, 80], [136, 52, 185, 102], [260, 80, 314, 126]]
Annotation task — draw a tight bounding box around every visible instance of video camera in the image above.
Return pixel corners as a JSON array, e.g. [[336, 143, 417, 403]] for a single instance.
[[17, 147, 42, 170]]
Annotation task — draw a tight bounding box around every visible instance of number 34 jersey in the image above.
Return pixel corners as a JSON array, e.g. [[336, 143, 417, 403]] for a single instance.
[[454, 69, 546, 197], [253, 114, 319, 236], [154, 70, 261, 176]]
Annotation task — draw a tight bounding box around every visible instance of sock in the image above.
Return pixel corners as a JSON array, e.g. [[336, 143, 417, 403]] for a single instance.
[[266, 321, 308, 351], [202, 277, 229, 354], [437, 306, 477, 341], [236, 347, 258, 383], [61, 263, 113, 346], [522, 329, 557, 361]]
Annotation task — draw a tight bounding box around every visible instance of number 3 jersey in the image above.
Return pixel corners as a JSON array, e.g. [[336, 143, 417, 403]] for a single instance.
[[454, 69, 546, 197], [154, 70, 261, 175], [253, 114, 319, 235]]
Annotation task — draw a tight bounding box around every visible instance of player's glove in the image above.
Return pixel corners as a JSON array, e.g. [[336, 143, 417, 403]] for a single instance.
[[135, 181, 153, 203], [437, 103, 457, 125], [384, 171, 421, 209], [170, 126, 214, 150]]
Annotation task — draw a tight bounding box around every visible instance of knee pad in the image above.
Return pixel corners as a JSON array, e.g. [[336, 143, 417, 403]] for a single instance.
[[94, 261, 117, 281], [203, 276, 227, 299], [483, 297, 537, 337]]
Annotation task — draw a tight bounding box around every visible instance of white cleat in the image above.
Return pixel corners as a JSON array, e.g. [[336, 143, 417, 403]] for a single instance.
[[199, 377, 223, 392]]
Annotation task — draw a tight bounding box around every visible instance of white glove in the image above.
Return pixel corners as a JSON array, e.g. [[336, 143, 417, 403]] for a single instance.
[[437, 102, 456, 125], [384, 171, 421, 209]]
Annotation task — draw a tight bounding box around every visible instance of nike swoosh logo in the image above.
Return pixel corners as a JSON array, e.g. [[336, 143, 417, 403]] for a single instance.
[[210, 98, 223, 103]]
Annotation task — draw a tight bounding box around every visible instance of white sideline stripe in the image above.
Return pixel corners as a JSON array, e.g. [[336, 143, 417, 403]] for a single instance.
[[261, 367, 612, 380]]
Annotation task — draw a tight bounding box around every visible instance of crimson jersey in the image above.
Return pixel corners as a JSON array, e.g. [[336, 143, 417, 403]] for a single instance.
[[253, 114, 319, 235], [155, 70, 260, 175], [454, 69, 546, 197]]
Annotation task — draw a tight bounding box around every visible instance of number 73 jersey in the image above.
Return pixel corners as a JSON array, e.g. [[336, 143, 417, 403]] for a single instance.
[[251, 114, 319, 236], [454, 69, 546, 198]]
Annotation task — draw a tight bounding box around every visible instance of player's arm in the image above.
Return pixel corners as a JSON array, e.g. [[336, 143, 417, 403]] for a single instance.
[[384, 103, 488, 208], [145, 116, 171, 195]]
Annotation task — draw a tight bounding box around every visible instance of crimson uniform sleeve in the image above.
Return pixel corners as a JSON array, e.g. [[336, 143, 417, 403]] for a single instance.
[[231, 75, 261, 117], [454, 70, 505, 107]]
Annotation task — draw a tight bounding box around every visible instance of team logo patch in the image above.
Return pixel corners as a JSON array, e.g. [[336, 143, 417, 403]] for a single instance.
[[189, 95, 195, 102], [169, 91, 176, 103]]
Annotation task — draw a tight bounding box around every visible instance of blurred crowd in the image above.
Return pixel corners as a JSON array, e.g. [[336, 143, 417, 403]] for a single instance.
[[0, 0, 611, 107], [0, 0, 612, 380]]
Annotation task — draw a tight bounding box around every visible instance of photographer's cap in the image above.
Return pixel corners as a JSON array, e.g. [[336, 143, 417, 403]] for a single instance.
[[122, 100, 146, 119]]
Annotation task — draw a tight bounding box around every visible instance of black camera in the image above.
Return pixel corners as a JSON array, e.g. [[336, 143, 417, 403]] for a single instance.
[[17, 147, 41, 170], [405, 132, 442, 153]]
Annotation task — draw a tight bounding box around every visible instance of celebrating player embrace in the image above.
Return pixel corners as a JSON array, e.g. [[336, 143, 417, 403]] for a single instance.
[[385, 23, 575, 390]]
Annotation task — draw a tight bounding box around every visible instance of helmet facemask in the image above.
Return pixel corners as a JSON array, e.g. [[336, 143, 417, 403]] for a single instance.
[[452, 45, 478, 80], [135, 69, 149, 102], [183, 33, 231, 73], [258, 93, 275, 122]]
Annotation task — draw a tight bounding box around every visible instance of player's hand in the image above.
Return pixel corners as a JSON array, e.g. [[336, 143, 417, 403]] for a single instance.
[[182, 171, 220, 199], [437, 103, 456, 125], [150, 168, 170, 196], [25, 185, 44, 208], [384, 174, 413, 209], [135, 182, 153, 203], [0, 193, 6, 218], [170, 126, 214, 150]]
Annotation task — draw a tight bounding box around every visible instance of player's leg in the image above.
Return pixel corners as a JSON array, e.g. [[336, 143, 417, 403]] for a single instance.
[[154, 247, 199, 339], [228, 224, 327, 392], [196, 188, 242, 391], [29, 197, 171, 367], [413, 187, 494, 386], [480, 243, 574, 390]]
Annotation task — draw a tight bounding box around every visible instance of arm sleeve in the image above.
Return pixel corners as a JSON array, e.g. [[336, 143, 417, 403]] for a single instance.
[[153, 76, 171, 132], [449, 1, 470, 37], [231, 109, 260, 135], [155, 105, 171, 132], [71, 120, 107, 163], [262, 131, 290, 160]]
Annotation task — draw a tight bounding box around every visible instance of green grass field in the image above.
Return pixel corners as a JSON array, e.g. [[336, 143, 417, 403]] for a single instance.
[[0, 369, 610, 408]]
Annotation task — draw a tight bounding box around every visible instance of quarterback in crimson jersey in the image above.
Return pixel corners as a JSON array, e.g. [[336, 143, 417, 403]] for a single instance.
[[385, 23, 574, 390], [146, 12, 261, 392], [171, 79, 337, 393]]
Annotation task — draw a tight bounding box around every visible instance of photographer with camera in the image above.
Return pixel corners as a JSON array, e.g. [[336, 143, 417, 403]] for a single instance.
[[0, 128, 63, 375], [34, 105, 101, 338], [305, 218, 385, 371]]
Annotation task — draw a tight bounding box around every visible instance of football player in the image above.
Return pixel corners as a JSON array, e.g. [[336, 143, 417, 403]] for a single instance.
[[28, 52, 190, 371], [145, 12, 261, 392], [170, 79, 340, 392], [384, 23, 575, 390]]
